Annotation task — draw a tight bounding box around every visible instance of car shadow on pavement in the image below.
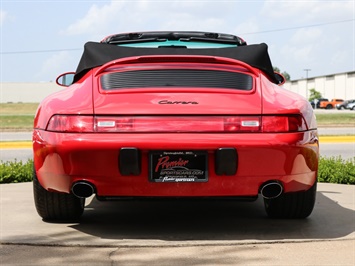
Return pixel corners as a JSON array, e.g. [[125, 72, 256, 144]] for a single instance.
[[70, 189, 354, 242]]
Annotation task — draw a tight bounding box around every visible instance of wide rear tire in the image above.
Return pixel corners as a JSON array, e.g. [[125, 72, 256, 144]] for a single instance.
[[33, 167, 85, 222], [263, 181, 317, 219]]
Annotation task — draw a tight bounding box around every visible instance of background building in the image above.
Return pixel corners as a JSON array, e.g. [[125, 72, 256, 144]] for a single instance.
[[0, 82, 62, 103], [283, 70, 355, 101]]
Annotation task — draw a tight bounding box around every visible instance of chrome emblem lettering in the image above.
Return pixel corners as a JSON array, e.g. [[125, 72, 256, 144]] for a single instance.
[[158, 100, 198, 105]]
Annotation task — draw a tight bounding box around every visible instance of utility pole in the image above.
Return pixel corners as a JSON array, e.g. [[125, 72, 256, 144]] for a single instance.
[[304, 69, 311, 99]]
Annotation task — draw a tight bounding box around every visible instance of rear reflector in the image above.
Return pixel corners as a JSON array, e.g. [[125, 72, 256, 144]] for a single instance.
[[95, 116, 261, 133], [46, 115, 307, 133]]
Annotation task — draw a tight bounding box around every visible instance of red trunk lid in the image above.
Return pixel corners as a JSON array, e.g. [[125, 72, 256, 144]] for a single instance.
[[93, 89, 262, 115], [92, 60, 262, 115]]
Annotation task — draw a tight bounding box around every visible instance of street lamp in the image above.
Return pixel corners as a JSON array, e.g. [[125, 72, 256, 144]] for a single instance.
[[304, 69, 311, 99]]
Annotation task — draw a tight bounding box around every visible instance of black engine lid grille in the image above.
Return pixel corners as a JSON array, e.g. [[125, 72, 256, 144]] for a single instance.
[[100, 69, 253, 91]]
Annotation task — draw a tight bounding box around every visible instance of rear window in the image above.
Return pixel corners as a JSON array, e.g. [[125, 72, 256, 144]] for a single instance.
[[100, 69, 253, 91]]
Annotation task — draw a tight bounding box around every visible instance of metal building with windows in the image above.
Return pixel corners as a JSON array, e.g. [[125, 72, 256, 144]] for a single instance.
[[284, 71, 355, 101]]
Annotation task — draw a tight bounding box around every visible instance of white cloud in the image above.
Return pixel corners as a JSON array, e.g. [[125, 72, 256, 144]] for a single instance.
[[62, 1, 238, 37], [232, 19, 260, 44], [290, 27, 322, 46], [258, 1, 354, 79], [278, 28, 323, 76], [37, 0, 355, 82], [261, 1, 354, 22], [277, 23, 354, 79], [36, 51, 75, 82], [0, 9, 8, 27], [63, 1, 125, 36]]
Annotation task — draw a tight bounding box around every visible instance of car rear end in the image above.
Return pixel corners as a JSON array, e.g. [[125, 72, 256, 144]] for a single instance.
[[33, 32, 319, 220], [34, 57, 318, 205]]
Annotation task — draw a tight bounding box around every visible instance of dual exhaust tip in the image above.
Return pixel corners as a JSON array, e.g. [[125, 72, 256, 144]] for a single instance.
[[72, 182, 95, 198], [71, 181, 284, 199], [260, 181, 283, 199]]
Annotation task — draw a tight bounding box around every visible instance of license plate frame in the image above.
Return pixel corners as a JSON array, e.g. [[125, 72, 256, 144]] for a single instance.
[[149, 150, 208, 182]]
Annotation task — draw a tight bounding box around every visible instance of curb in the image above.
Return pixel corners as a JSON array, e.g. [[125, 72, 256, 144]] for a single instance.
[[0, 142, 32, 149], [319, 136, 355, 143], [0, 136, 354, 149]]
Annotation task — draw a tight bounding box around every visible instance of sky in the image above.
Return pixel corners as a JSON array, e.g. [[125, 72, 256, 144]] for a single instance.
[[0, 0, 354, 83]]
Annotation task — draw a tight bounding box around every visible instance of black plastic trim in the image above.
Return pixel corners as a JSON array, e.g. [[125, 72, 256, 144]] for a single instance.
[[119, 148, 141, 175], [215, 148, 238, 175]]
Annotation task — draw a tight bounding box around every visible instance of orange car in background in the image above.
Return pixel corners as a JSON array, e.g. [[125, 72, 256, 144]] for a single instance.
[[319, 98, 344, 109]]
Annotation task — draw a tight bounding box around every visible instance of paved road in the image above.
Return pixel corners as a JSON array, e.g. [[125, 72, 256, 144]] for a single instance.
[[319, 142, 355, 159], [0, 182, 354, 265]]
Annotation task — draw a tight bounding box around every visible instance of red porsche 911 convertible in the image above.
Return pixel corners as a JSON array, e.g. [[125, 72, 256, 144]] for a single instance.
[[33, 31, 319, 221]]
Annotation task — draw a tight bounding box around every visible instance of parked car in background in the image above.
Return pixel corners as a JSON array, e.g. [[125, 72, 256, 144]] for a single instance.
[[346, 102, 355, 110], [32, 31, 319, 222], [310, 98, 328, 109], [319, 98, 344, 109], [337, 99, 355, 110]]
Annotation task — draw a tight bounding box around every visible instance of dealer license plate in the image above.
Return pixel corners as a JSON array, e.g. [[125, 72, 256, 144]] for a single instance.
[[149, 151, 208, 182]]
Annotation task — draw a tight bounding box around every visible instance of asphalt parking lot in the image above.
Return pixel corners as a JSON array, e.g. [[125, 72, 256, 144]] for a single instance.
[[1, 182, 354, 265]]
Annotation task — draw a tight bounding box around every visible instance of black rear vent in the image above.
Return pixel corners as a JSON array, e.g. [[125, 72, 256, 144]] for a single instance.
[[101, 69, 253, 91]]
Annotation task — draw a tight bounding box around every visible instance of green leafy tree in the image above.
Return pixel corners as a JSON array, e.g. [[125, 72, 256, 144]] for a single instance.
[[273, 67, 291, 81], [281, 71, 291, 81], [308, 88, 322, 101]]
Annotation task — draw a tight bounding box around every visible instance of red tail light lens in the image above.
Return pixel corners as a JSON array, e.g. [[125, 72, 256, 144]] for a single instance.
[[47, 115, 94, 132], [224, 116, 260, 132], [262, 115, 307, 132], [46, 115, 307, 133]]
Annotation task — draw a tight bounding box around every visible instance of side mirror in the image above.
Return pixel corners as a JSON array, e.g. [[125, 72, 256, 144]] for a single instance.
[[274, 72, 286, 86], [56, 72, 75, 87]]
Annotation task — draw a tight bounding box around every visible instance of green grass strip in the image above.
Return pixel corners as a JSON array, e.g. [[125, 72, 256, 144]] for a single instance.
[[1, 157, 354, 184]]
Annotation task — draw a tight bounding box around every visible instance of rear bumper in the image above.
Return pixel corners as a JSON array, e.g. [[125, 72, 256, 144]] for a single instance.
[[33, 129, 319, 197]]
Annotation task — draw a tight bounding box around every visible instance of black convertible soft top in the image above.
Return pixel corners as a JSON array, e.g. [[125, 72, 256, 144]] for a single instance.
[[74, 39, 278, 84]]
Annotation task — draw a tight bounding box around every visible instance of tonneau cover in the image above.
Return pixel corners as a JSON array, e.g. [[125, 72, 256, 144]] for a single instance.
[[74, 41, 278, 84]]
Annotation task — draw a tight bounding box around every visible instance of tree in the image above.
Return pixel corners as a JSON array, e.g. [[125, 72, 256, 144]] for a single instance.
[[281, 71, 291, 81], [308, 88, 322, 101], [273, 67, 291, 81]]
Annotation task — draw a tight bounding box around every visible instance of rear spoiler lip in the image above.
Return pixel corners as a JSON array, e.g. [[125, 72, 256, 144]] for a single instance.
[[94, 55, 260, 78]]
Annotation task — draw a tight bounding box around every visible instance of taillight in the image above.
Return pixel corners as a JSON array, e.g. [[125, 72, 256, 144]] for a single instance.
[[95, 116, 261, 133], [46, 115, 307, 133], [262, 115, 307, 132], [47, 115, 94, 132], [224, 116, 260, 132]]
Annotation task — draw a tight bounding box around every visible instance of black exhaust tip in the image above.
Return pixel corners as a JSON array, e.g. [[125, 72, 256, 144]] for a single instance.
[[72, 182, 95, 198], [260, 182, 283, 199]]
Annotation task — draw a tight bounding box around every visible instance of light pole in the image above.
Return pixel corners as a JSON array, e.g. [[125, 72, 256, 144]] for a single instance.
[[304, 69, 311, 99]]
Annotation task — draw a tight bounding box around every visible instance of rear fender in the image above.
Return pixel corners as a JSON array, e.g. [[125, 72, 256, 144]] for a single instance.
[[34, 71, 94, 130]]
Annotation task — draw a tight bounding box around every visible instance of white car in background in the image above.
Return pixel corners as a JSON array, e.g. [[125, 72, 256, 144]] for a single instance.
[[346, 102, 355, 110], [336, 99, 355, 110]]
